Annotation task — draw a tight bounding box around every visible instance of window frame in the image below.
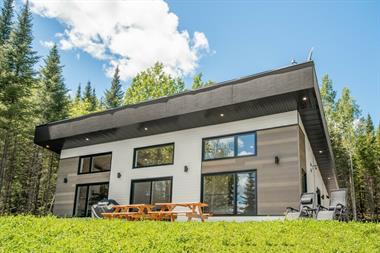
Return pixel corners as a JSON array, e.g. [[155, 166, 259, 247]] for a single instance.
[[200, 169, 257, 216], [72, 182, 109, 217], [77, 152, 112, 175], [132, 143, 175, 169], [202, 131, 257, 161], [130, 177, 173, 204]]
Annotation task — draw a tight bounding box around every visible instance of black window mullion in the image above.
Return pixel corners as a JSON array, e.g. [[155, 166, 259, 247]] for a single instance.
[[234, 135, 238, 156], [149, 181, 153, 204], [84, 185, 90, 217], [233, 173, 237, 215]]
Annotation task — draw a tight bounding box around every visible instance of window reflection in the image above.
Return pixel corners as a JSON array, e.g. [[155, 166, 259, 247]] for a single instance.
[[134, 144, 174, 168]]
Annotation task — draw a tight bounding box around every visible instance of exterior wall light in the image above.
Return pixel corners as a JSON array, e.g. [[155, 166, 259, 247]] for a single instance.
[[302, 96, 307, 101], [117, 172, 122, 178], [184, 165, 189, 172], [63, 177, 68, 183], [274, 156, 280, 164]]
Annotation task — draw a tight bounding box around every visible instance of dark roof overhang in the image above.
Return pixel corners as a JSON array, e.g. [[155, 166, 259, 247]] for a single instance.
[[34, 61, 338, 191]]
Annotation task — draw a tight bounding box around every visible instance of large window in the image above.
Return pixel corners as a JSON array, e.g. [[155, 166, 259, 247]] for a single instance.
[[202, 171, 257, 215], [73, 183, 109, 217], [78, 153, 112, 174], [131, 177, 172, 204], [203, 132, 256, 161], [133, 143, 174, 168]]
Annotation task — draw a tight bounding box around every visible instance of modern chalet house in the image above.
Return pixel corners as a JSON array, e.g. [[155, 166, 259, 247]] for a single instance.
[[34, 61, 338, 219]]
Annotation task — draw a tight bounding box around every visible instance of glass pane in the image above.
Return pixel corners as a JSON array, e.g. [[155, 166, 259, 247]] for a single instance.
[[203, 137, 235, 160], [151, 180, 171, 204], [203, 174, 234, 215], [135, 144, 174, 168], [91, 154, 112, 172], [132, 181, 151, 204], [86, 184, 109, 216], [79, 157, 91, 173], [237, 133, 256, 156], [74, 186, 88, 217], [236, 172, 256, 215]]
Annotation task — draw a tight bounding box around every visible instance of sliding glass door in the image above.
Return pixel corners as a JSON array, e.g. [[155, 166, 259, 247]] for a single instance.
[[74, 183, 109, 217], [202, 170, 257, 215]]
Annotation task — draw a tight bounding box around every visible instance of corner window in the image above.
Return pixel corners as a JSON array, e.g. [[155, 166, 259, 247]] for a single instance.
[[78, 153, 112, 174], [203, 132, 256, 161], [73, 183, 109, 217], [133, 143, 174, 168]]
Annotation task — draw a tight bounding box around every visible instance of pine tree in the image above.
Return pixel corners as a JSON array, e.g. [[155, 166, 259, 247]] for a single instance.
[[75, 84, 81, 102], [0, 0, 14, 44], [83, 81, 92, 102], [104, 66, 124, 109], [0, 1, 38, 211], [38, 44, 69, 122]]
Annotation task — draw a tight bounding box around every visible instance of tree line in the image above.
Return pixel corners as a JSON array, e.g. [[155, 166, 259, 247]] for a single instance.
[[0, 1, 378, 220]]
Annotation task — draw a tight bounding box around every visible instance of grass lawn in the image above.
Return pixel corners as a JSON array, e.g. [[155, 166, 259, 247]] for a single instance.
[[0, 216, 379, 253]]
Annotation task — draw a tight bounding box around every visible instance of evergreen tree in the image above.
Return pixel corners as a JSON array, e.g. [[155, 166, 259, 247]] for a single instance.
[[104, 66, 124, 109], [124, 62, 185, 105], [0, 1, 38, 211], [0, 0, 14, 44], [38, 44, 69, 122], [75, 83, 81, 102], [83, 81, 92, 102]]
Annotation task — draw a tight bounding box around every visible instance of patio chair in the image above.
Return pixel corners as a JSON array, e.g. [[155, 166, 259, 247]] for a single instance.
[[316, 189, 348, 221], [91, 199, 119, 218], [286, 192, 316, 220]]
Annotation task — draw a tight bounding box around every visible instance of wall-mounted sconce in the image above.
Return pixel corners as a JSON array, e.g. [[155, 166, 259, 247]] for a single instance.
[[326, 195, 329, 199], [184, 165, 189, 172], [63, 177, 68, 184], [117, 172, 122, 179], [322, 195, 325, 200], [274, 156, 280, 165]]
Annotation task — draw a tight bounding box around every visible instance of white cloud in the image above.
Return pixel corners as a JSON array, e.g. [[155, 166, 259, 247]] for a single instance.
[[28, 0, 210, 81], [40, 40, 54, 49]]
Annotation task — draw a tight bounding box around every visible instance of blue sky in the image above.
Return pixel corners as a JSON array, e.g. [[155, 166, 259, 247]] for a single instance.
[[11, 0, 380, 123]]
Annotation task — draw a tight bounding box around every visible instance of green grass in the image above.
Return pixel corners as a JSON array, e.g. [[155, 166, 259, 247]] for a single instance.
[[0, 216, 379, 253]]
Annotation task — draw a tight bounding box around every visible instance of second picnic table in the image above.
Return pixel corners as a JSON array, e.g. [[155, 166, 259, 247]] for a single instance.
[[152, 202, 209, 222]]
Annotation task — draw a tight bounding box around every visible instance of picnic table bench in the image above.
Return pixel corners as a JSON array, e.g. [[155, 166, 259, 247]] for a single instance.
[[102, 204, 154, 220]]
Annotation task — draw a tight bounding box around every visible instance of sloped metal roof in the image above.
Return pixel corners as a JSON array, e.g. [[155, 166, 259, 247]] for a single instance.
[[34, 61, 338, 191]]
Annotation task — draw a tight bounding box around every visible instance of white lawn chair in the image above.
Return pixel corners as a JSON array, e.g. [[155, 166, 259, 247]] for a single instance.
[[286, 192, 317, 220], [317, 189, 348, 221]]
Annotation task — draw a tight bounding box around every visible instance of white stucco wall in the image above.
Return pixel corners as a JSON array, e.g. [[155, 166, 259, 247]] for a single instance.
[[298, 113, 329, 207], [60, 111, 298, 205]]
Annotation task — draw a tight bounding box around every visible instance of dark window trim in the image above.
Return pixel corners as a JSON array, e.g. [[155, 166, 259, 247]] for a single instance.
[[132, 142, 175, 169], [72, 181, 109, 217], [130, 176, 173, 204], [200, 169, 257, 216], [77, 152, 112, 175], [202, 131, 257, 161]]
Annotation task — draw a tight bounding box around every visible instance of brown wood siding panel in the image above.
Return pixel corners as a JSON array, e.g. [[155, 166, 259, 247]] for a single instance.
[[299, 128, 306, 193], [53, 157, 110, 217], [202, 125, 300, 215]]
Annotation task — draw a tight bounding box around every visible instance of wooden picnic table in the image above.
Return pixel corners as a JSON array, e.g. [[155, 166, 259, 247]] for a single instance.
[[102, 204, 155, 220], [152, 202, 210, 222]]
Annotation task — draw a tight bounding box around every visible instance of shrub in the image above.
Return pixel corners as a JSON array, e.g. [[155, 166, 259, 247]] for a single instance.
[[0, 216, 379, 252]]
